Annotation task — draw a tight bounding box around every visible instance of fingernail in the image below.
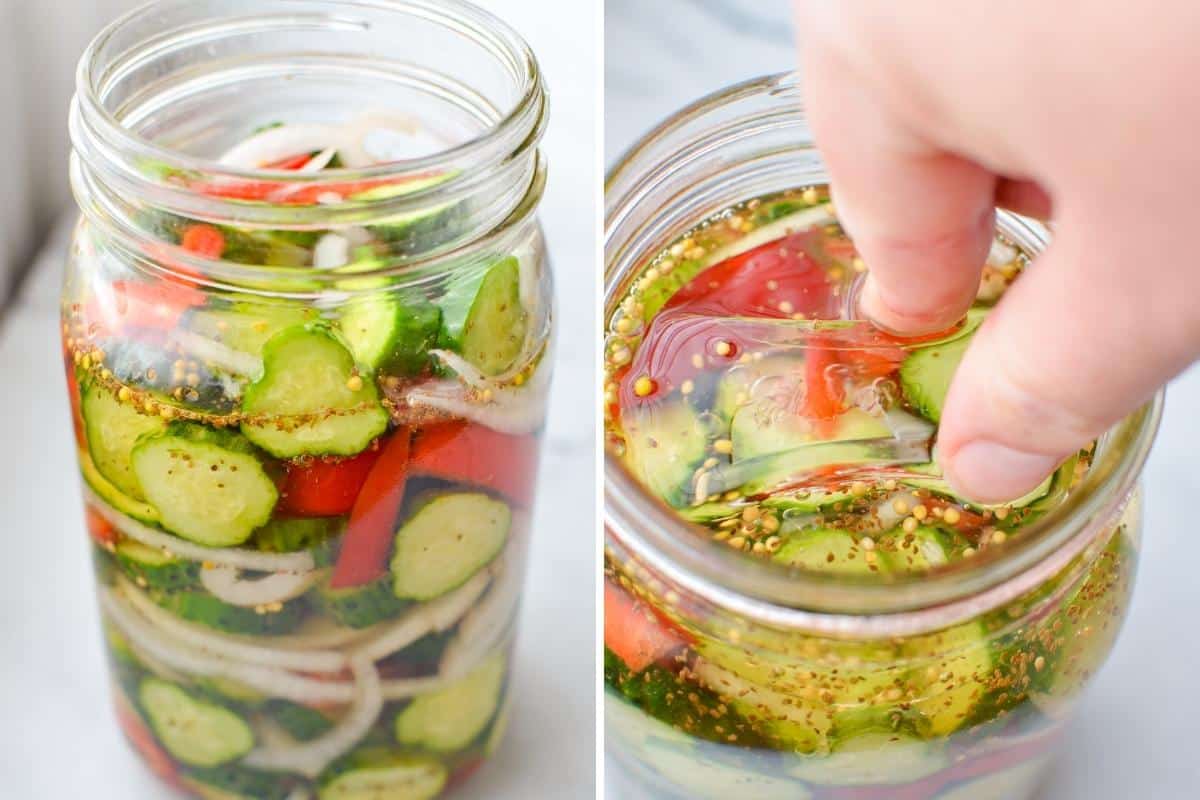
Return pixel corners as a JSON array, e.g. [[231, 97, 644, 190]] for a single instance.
[[859, 277, 958, 336], [945, 441, 1059, 504]]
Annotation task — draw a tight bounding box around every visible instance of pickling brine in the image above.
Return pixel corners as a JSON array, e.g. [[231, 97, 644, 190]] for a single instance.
[[604, 187, 1142, 799], [66, 3, 551, 797]]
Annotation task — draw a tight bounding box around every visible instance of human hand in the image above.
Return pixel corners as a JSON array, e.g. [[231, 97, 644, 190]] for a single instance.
[[794, 1, 1200, 502]]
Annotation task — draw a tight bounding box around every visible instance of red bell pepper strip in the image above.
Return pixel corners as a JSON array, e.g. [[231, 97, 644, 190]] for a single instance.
[[263, 152, 315, 170], [187, 174, 439, 205], [278, 447, 382, 517], [84, 280, 206, 336], [409, 422, 541, 507], [85, 506, 118, 547], [603, 580, 689, 673], [114, 695, 180, 788], [179, 224, 226, 259], [329, 431, 411, 589], [800, 343, 845, 420]]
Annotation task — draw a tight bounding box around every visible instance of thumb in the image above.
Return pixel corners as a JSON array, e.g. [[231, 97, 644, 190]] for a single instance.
[[938, 216, 1184, 503]]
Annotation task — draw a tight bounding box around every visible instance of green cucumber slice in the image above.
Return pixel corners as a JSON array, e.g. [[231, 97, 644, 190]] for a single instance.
[[252, 517, 342, 564], [641, 737, 812, 800], [390, 493, 510, 601], [82, 382, 168, 500], [903, 621, 992, 736], [80, 451, 161, 524], [153, 591, 307, 636], [898, 310, 985, 423], [691, 658, 832, 754], [131, 424, 278, 547], [788, 730, 948, 787], [340, 293, 441, 376], [773, 527, 876, 576], [184, 764, 296, 800], [394, 651, 506, 751], [240, 325, 389, 458], [878, 525, 965, 573], [188, 305, 319, 358], [621, 399, 708, 508], [319, 757, 448, 800], [762, 490, 856, 514], [439, 256, 527, 376], [115, 539, 200, 592], [320, 578, 410, 629], [261, 699, 333, 742], [138, 679, 254, 767]]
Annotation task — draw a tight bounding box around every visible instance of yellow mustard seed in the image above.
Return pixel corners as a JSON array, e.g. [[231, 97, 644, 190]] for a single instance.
[[713, 439, 734, 455], [691, 353, 705, 369], [681, 379, 695, 395], [117, 387, 133, 403], [615, 317, 634, 335], [943, 507, 962, 525], [912, 504, 928, 521], [892, 498, 910, 515], [802, 187, 819, 205], [633, 376, 655, 397], [902, 517, 918, 534], [346, 375, 364, 392], [714, 340, 733, 357]]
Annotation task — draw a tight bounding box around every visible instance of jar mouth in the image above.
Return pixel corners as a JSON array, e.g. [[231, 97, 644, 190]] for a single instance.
[[74, 0, 544, 185], [69, 0, 547, 288], [604, 71, 1164, 632]]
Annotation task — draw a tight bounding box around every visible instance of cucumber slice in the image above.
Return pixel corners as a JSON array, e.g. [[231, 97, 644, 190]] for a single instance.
[[904, 621, 993, 736], [439, 256, 527, 376], [691, 658, 833, 754], [788, 730, 948, 787], [80, 451, 161, 524], [390, 493, 510, 601], [879, 525, 965, 573], [898, 310, 985, 424], [188, 305, 319, 358], [763, 489, 856, 514], [240, 325, 389, 458], [733, 407, 892, 462], [154, 591, 307, 636], [641, 737, 812, 800], [320, 578, 410, 629], [394, 651, 506, 751], [773, 527, 877, 576], [184, 764, 296, 800], [261, 699, 333, 742], [131, 424, 278, 547], [252, 517, 342, 563], [138, 678, 254, 767], [115, 539, 200, 592], [340, 293, 441, 376], [319, 756, 448, 800], [621, 399, 708, 508], [82, 382, 168, 500]]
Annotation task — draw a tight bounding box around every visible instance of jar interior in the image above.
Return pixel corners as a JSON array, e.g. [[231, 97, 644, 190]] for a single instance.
[[90, 0, 531, 162]]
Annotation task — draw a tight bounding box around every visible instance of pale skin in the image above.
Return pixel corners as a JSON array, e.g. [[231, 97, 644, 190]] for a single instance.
[[794, 1, 1200, 502]]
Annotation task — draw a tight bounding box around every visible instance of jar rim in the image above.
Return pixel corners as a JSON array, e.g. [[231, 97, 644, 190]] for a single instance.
[[604, 71, 1163, 633], [74, 0, 544, 186]]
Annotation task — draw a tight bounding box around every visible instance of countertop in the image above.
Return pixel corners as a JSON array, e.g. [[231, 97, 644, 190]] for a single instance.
[[0, 1, 597, 797], [605, 1, 1200, 798]]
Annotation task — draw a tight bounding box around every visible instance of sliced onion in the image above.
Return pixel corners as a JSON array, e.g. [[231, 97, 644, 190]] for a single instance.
[[354, 568, 493, 663], [705, 204, 834, 265], [101, 589, 356, 704], [199, 566, 326, 609], [86, 488, 317, 574], [337, 112, 422, 167], [219, 124, 342, 168], [312, 233, 352, 270], [300, 147, 338, 173], [379, 673, 449, 701], [438, 549, 522, 679], [168, 328, 261, 377], [244, 656, 382, 778], [117, 578, 347, 673], [404, 360, 549, 436]]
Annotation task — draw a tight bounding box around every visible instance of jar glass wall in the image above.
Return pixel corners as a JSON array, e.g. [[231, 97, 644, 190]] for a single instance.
[[604, 73, 1160, 800], [64, 2, 551, 797]]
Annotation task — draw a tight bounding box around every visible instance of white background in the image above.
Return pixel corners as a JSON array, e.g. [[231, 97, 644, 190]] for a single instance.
[[0, 0, 597, 797], [605, 0, 1200, 797]]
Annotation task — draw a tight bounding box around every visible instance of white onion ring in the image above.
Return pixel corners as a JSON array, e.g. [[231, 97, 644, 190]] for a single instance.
[[300, 147, 338, 173], [312, 233, 352, 270], [198, 565, 325, 609], [704, 204, 834, 265], [219, 124, 342, 168], [168, 328, 261, 377], [438, 549, 522, 679], [101, 588, 356, 703], [244, 656, 382, 778], [116, 578, 346, 673], [86, 488, 317, 574], [353, 568, 493, 663], [405, 359, 549, 436]]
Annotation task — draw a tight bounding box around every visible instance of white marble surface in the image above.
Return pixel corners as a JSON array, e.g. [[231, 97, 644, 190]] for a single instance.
[[605, 2, 1200, 798], [0, 1, 596, 797]]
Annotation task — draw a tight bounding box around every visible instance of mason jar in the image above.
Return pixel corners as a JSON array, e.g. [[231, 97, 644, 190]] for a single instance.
[[604, 72, 1160, 800], [63, 2, 551, 797]]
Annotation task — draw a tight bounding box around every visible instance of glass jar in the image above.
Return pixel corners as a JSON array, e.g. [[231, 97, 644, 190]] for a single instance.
[[604, 72, 1161, 800], [64, 2, 550, 797]]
